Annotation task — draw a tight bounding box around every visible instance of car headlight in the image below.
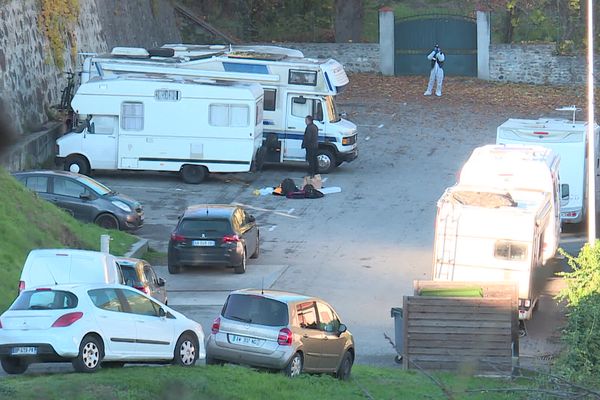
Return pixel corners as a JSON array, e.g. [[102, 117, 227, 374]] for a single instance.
[[112, 200, 132, 212]]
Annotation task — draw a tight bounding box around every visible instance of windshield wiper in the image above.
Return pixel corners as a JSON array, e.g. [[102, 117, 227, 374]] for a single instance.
[[228, 315, 252, 323]]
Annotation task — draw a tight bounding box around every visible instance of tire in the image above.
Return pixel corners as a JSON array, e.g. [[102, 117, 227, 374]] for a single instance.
[[95, 213, 120, 230], [72, 335, 103, 373], [284, 352, 303, 378], [173, 333, 198, 367], [0, 357, 29, 375], [64, 155, 90, 175], [250, 236, 260, 259], [101, 361, 125, 368], [316, 148, 336, 174], [336, 351, 354, 381], [180, 165, 208, 184], [234, 248, 247, 274], [168, 259, 182, 274]]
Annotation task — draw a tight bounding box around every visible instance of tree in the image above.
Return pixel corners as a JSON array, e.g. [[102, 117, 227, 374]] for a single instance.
[[334, 0, 363, 42]]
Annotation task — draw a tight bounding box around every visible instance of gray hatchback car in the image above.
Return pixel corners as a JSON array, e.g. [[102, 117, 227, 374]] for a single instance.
[[206, 289, 355, 380]]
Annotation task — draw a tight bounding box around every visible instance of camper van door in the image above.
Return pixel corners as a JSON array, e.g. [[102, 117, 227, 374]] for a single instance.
[[80, 115, 119, 170], [285, 95, 324, 160]]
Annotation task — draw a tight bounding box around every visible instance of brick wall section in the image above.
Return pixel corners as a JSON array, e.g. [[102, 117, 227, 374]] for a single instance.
[[489, 43, 594, 85]]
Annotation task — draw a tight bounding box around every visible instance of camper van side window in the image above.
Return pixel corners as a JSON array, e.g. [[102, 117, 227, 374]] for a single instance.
[[209, 104, 250, 127], [231, 105, 249, 127], [494, 241, 527, 261], [256, 99, 264, 126], [121, 102, 144, 131], [289, 70, 317, 86], [264, 89, 276, 111]]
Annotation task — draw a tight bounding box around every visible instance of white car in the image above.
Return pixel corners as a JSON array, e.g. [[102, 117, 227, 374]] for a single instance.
[[0, 284, 205, 374]]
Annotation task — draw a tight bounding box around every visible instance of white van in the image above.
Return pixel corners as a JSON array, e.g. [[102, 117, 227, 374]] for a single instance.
[[497, 117, 600, 223], [57, 74, 264, 183], [433, 185, 553, 320], [458, 144, 560, 264], [19, 249, 123, 293]]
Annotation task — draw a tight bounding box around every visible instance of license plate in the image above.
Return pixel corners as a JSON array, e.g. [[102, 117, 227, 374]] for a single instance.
[[229, 334, 262, 347], [11, 346, 37, 355], [192, 240, 215, 247]]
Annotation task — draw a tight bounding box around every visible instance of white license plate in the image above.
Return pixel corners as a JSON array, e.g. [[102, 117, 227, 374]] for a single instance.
[[229, 334, 262, 347], [11, 346, 37, 355], [192, 240, 215, 247]]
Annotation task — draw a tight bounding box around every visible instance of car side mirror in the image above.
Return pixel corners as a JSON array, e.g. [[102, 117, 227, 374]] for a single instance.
[[80, 193, 91, 200], [157, 277, 166, 287], [338, 323, 347, 335], [248, 215, 256, 223], [158, 307, 166, 318]]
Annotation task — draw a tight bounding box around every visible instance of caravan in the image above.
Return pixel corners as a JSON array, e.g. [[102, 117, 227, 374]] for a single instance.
[[80, 45, 358, 173], [497, 116, 599, 223], [433, 185, 553, 320], [56, 74, 264, 183], [458, 144, 561, 264]]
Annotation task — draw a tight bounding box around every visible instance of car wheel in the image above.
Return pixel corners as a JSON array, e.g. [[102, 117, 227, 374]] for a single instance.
[[95, 213, 120, 230], [234, 248, 246, 274], [101, 361, 125, 368], [336, 351, 353, 381], [168, 260, 182, 274], [316, 148, 336, 174], [284, 352, 303, 378], [72, 335, 103, 373], [0, 357, 29, 375], [173, 333, 198, 367], [250, 237, 260, 259], [65, 155, 90, 175], [180, 165, 207, 184]]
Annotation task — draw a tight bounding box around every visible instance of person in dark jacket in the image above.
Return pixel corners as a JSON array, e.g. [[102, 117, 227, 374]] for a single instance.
[[302, 115, 319, 177]]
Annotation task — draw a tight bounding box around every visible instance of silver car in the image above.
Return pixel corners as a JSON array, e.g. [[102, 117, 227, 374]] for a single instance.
[[206, 289, 355, 380]]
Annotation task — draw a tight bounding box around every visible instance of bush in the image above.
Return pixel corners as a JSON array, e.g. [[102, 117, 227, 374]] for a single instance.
[[556, 242, 600, 383]]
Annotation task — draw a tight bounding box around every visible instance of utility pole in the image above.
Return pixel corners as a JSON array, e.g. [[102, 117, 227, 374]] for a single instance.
[[586, 0, 596, 245]]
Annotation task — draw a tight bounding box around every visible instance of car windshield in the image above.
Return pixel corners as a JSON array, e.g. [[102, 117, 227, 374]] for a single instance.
[[178, 219, 231, 235], [324, 95, 340, 123], [75, 175, 113, 196], [119, 264, 143, 286], [223, 294, 288, 326], [11, 290, 78, 310]]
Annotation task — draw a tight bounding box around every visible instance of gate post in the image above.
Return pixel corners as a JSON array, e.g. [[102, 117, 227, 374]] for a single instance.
[[476, 11, 491, 80], [379, 7, 395, 76]]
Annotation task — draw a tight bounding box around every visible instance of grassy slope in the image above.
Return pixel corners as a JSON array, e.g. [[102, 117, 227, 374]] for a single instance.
[[0, 364, 529, 400], [0, 167, 137, 312]]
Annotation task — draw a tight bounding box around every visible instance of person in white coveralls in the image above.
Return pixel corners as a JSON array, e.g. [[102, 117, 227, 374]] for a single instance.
[[424, 44, 445, 97]]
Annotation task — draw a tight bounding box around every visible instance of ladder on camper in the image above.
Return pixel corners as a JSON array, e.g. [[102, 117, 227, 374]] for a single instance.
[[435, 209, 460, 281]]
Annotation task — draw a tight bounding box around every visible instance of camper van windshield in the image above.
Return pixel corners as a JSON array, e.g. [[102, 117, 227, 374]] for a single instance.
[[324, 96, 340, 123]]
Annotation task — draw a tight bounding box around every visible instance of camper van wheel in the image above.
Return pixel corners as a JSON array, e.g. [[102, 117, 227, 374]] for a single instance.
[[65, 155, 90, 175], [180, 165, 207, 184], [95, 213, 119, 230], [316, 148, 336, 174]]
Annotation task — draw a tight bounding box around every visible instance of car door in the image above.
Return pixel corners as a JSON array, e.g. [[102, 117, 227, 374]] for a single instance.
[[119, 288, 174, 358], [316, 302, 347, 371], [49, 176, 97, 222], [87, 288, 138, 357], [238, 209, 258, 256], [143, 263, 166, 304], [295, 301, 324, 371]]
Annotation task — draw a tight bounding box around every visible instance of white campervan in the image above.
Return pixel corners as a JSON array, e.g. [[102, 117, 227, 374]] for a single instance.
[[433, 185, 553, 320], [19, 249, 123, 293], [497, 117, 599, 223], [57, 74, 264, 183], [458, 144, 560, 264], [80, 45, 358, 173]]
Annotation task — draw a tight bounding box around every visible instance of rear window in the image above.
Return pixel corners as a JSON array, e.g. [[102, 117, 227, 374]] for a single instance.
[[119, 265, 143, 286], [223, 294, 288, 326], [178, 218, 231, 235], [11, 290, 78, 310]]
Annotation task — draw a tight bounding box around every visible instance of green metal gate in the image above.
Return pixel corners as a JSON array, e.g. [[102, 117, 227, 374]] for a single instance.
[[394, 14, 477, 76]]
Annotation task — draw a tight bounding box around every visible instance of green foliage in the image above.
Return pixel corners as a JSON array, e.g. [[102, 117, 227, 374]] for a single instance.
[[38, 0, 80, 69], [0, 167, 137, 312], [556, 242, 600, 384]]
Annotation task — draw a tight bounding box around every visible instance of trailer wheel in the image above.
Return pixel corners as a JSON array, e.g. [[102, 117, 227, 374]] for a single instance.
[[180, 165, 207, 184], [65, 155, 90, 175], [316, 148, 336, 174]]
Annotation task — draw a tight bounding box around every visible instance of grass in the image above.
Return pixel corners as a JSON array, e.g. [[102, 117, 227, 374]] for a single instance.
[[0, 167, 137, 312], [0, 364, 532, 400]]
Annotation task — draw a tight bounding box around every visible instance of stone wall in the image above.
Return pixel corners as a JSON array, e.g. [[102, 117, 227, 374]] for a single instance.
[[489, 43, 593, 85], [0, 0, 180, 137]]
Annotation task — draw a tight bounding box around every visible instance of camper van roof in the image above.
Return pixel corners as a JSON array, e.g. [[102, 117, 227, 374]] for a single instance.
[[444, 185, 549, 211], [499, 117, 592, 131], [471, 144, 556, 162]]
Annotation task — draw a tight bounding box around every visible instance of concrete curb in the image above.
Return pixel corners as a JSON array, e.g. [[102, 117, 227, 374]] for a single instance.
[[124, 237, 149, 259]]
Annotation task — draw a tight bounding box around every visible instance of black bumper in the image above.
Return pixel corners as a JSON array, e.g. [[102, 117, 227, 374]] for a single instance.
[[0, 344, 68, 362]]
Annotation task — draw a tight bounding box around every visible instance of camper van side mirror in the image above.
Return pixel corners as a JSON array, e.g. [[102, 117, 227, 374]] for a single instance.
[[89, 122, 95, 134], [293, 96, 306, 104]]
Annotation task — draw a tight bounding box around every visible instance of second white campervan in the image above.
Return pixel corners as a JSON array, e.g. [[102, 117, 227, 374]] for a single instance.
[[457, 144, 560, 264], [497, 117, 599, 223], [57, 74, 264, 183]]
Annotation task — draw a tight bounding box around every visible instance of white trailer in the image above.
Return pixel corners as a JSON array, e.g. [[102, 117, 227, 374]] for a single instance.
[[433, 185, 553, 320], [56, 74, 264, 183], [80, 45, 358, 173], [458, 144, 561, 264], [497, 116, 599, 224]]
